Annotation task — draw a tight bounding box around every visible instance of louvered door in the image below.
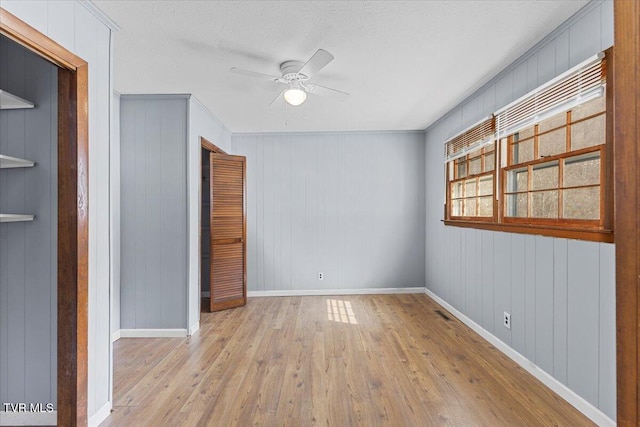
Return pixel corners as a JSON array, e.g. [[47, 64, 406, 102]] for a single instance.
[[209, 153, 246, 311]]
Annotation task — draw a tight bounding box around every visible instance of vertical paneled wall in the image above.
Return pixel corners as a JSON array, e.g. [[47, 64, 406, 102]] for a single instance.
[[232, 131, 425, 292], [111, 92, 121, 335], [424, 0, 615, 420], [120, 95, 188, 330], [0, 0, 114, 421], [187, 97, 231, 330], [0, 35, 58, 410]]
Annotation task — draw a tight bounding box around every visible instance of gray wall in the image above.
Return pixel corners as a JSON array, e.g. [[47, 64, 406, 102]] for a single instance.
[[0, 35, 58, 409], [424, 0, 615, 420], [120, 95, 188, 329], [111, 91, 121, 336], [232, 131, 426, 292]]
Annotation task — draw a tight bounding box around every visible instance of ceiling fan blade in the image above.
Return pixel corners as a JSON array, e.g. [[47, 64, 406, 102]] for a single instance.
[[306, 83, 349, 97], [268, 90, 286, 108], [230, 67, 281, 81], [298, 49, 334, 77]]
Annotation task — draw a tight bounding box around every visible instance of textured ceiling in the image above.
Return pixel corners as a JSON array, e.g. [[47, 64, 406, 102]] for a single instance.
[[96, 1, 589, 133]]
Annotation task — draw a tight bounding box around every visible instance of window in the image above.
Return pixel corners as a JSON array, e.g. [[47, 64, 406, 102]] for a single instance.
[[503, 94, 605, 225], [445, 117, 496, 221], [444, 50, 612, 243]]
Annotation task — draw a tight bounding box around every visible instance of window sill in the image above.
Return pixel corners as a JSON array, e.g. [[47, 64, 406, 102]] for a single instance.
[[443, 219, 614, 243]]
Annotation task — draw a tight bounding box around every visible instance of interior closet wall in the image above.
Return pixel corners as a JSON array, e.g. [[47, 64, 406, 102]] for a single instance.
[[424, 0, 615, 421], [232, 131, 425, 293], [201, 149, 211, 296], [0, 34, 58, 411], [0, 1, 115, 422]]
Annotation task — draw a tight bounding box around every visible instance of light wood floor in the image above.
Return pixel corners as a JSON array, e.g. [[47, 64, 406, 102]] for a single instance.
[[102, 294, 594, 426]]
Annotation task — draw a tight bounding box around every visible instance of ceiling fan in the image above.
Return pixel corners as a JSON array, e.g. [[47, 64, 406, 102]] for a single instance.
[[230, 49, 349, 107]]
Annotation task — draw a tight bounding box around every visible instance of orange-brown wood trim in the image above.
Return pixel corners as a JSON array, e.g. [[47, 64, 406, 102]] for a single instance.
[[603, 47, 614, 232], [0, 9, 85, 71], [242, 156, 247, 303], [443, 219, 614, 243], [200, 136, 228, 154], [1, 8, 89, 426], [614, 1, 639, 425]]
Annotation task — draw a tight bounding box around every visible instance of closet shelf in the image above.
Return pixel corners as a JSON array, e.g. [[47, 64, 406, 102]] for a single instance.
[[0, 90, 35, 110], [0, 154, 35, 168], [0, 214, 35, 223]]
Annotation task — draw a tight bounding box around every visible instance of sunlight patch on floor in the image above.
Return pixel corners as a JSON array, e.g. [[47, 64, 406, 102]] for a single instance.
[[326, 299, 358, 324]]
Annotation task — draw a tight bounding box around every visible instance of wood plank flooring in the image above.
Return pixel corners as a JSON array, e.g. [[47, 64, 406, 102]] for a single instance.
[[102, 294, 594, 426]]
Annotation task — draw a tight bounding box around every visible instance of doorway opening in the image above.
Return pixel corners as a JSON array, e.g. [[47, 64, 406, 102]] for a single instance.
[[201, 146, 212, 310], [199, 137, 247, 315], [1, 8, 89, 425]]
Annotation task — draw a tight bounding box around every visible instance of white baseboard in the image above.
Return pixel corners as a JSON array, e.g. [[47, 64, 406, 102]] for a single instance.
[[111, 329, 121, 342], [424, 288, 615, 427], [88, 401, 112, 427], [188, 321, 200, 336], [118, 329, 188, 338], [248, 287, 425, 297], [0, 410, 57, 426]]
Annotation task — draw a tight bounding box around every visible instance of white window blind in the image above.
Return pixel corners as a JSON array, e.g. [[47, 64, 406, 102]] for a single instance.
[[495, 52, 605, 138], [444, 116, 494, 162]]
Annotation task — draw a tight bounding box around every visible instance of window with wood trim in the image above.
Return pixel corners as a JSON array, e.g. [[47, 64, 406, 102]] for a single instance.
[[445, 117, 496, 221], [502, 94, 605, 226], [444, 49, 612, 242]]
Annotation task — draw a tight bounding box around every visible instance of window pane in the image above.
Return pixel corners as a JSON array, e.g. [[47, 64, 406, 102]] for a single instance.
[[457, 159, 467, 178], [452, 199, 462, 216], [451, 181, 463, 199], [506, 193, 527, 217], [484, 151, 495, 172], [478, 196, 493, 217], [507, 168, 528, 193], [512, 139, 534, 164], [465, 179, 476, 197], [515, 126, 535, 141], [572, 114, 605, 150], [572, 95, 605, 121], [531, 161, 559, 191], [478, 176, 493, 196], [469, 156, 482, 175], [563, 187, 600, 220], [464, 198, 476, 216], [564, 153, 600, 188], [539, 112, 567, 132], [539, 128, 566, 157], [531, 190, 559, 218]]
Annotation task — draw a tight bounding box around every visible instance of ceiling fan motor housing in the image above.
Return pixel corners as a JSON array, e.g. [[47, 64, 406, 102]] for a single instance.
[[280, 60, 309, 84]]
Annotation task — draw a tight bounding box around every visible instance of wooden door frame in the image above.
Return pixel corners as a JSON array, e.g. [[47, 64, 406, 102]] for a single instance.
[[201, 136, 228, 155], [199, 137, 247, 312], [1, 9, 89, 426], [614, 1, 639, 425], [199, 137, 227, 312]]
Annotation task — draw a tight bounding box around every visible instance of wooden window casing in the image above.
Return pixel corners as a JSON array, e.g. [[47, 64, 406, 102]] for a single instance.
[[501, 100, 607, 228], [445, 49, 613, 243], [447, 144, 497, 222], [444, 116, 496, 222]]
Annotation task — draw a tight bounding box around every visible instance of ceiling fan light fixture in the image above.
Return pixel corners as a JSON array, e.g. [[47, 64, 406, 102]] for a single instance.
[[284, 87, 307, 106]]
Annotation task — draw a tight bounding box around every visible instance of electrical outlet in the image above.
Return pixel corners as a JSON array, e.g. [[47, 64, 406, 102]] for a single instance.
[[318, 272, 324, 281], [503, 312, 511, 330]]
